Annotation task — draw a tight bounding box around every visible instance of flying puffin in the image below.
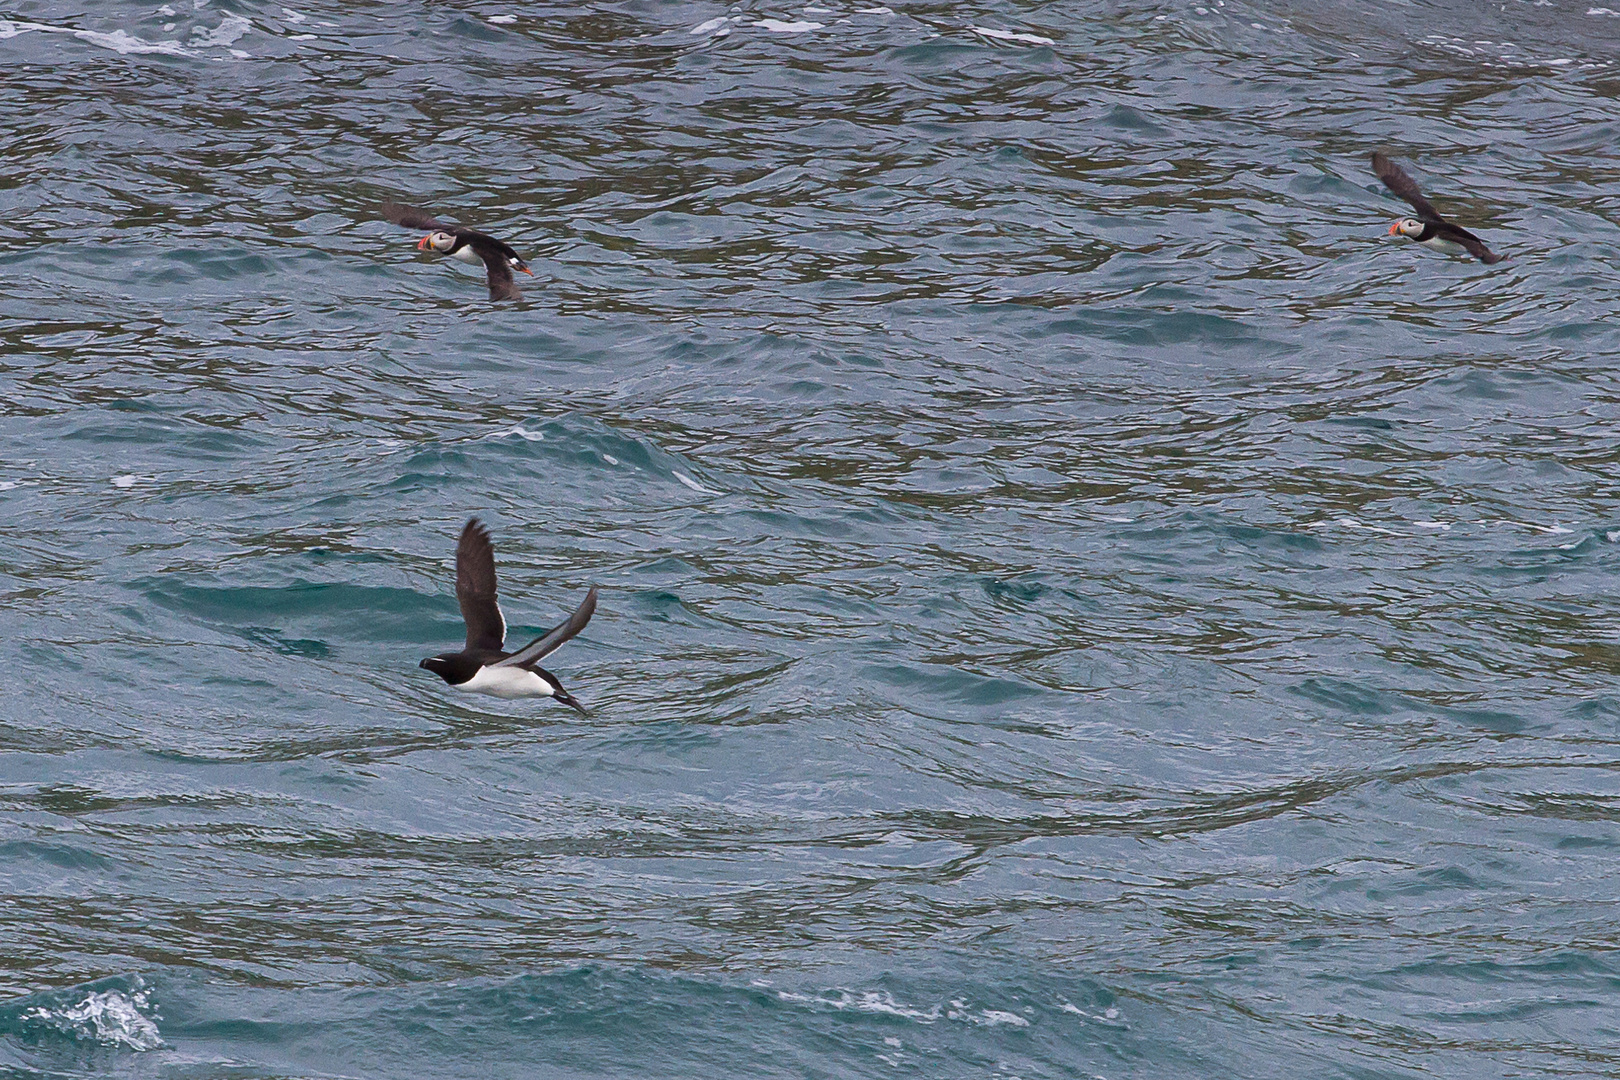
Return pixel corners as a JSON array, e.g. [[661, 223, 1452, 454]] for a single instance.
[[419, 518, 597, 710], [1371, 151, 1502, 264], [381, 202, 534, 300]]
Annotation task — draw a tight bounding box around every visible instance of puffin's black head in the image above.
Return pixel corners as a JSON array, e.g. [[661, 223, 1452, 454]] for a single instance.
[[420, 652, 479, 686]]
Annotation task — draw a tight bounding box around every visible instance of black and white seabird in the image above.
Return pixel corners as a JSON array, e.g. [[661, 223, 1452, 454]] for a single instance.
[[1372, 151, 1502, 264], [419, 518, 596, 710], [381, 202, 534, 300]]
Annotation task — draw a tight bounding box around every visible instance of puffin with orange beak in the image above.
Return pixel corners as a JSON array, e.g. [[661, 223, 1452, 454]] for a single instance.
[[1372, 151, 1502, 264], [381, 201, 535, 299]]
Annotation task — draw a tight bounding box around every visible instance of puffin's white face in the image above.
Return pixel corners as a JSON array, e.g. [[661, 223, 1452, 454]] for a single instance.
[[1389, 218, 1425, 239], [418, 231, 457, 253]]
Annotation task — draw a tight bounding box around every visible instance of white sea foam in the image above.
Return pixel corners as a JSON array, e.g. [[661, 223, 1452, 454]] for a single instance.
[[488, 14, 517, 24], [1333, 517, 1400, 536], [23, 987, 162, 1051], [89, 28, 192, 54], [1418, 29, 1600, 67], [691, 15, 746, 36], [111, 474, 139, 488], [972, 26, 1055, 45], [190, 13, 251, 46], [756, 18, 823, 31], [777, 989, 943, 1022], [0, 15, 254, 55], [498, 426, 545, 442], [778, 988, 1031, 1028], [1412, 521, 1451, 530], [281, 7, 305, 22], [978, 1009, 1030, 1027], [672, 470, 717, 494], [943, 998, 1033, 1026], [602, 453, 620, 465], [0, 20, 192, 53]]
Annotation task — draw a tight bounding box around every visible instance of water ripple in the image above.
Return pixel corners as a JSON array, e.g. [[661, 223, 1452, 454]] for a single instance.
[[4, 0, 1620, 1076]]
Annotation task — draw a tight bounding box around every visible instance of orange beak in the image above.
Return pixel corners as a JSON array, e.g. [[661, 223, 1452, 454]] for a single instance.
[[519, 266, 534, 276], [417, 234, 432, 250], [1387, 222, 1401, 235]]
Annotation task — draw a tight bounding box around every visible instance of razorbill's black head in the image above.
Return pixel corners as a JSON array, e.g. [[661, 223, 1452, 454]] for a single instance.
[[381, 202, 535, 301], [419, 518, 596, 711], [1371, 151, 1502, 264]]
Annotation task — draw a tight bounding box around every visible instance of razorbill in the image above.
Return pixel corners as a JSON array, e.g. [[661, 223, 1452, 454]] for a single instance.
[[381, 202, 534, 300], [1372, 151, 1502, 264], [419, 518, 597, 710]]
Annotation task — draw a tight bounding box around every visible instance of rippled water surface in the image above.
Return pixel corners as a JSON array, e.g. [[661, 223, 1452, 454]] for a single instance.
[[5, 0, 1620, 1075]]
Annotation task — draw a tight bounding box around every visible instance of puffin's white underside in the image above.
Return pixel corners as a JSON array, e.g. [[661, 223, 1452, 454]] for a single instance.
[[454, 665, 555, 699], [449, 246, 485, 267], [1417, 236, 1469, 256]]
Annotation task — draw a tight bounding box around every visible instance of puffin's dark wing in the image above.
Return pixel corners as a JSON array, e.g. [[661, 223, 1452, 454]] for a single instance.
[[382, 201, 453, 232], [494, 587, 597, 669], [455, 518, 506, 651], [1371, 151, 1443, 222], [467, 235, 522, 301], [1436, 221, 1503, 264], [475, 231, 526, 267]]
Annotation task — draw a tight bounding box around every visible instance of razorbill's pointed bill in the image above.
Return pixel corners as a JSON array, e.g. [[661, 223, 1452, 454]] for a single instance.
[[1371, 151, 1502, 264], [419, 518, 596, 711], [381, 202, 535, 301]]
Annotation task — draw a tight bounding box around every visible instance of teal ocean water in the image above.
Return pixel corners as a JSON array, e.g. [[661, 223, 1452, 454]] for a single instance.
[[5, 0, 1620, 1076]]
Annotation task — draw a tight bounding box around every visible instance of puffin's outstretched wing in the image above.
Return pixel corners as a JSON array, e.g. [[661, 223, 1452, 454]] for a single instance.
[[1371, 151, 1443, 223], [382, 201, 454, 233], [468, 236, 522, 301], [1435, 222, 1502, 264]]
